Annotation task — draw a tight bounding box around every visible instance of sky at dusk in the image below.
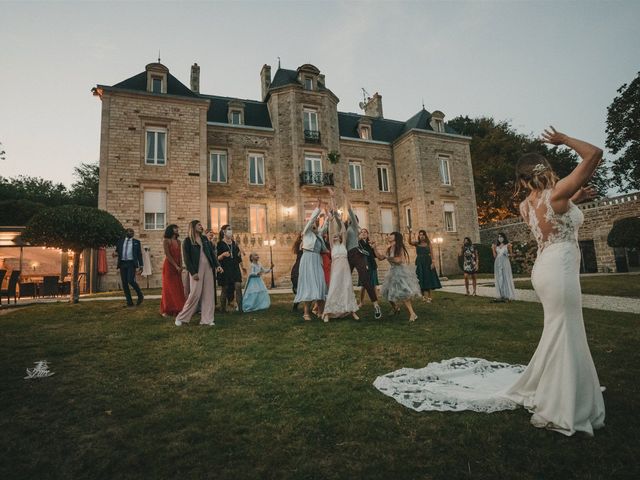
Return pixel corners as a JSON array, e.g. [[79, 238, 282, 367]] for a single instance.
[[1, 0, 639, 189]]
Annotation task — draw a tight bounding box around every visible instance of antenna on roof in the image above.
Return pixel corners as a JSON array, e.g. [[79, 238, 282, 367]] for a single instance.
[[359, 88, 371, 111], [422, 98, 425, 110], [277, 56, 281, 69], [158, 50, 161, 63]]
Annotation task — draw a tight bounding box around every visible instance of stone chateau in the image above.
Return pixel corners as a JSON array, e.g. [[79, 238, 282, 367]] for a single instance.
[[93, 61, 479, 289]]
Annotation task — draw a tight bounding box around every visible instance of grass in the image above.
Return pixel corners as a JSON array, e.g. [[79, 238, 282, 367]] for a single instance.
[[514, 274, 640, 298], [1, 294, 639, 480]]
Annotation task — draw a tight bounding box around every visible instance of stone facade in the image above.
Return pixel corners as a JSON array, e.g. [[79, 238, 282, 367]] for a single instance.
[[480, 192, 640, 273], [94, 61, 480, 289]]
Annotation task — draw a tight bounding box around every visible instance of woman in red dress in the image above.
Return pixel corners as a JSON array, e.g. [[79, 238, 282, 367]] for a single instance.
[[161, 224, 186, 316]]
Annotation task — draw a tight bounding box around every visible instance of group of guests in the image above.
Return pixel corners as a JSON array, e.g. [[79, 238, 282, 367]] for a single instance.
[[157, 221, 272, 327]]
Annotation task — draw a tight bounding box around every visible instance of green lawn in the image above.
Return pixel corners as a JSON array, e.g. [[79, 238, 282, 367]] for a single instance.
[[514, 274, 640, 298], [1, 294, 638, 480]]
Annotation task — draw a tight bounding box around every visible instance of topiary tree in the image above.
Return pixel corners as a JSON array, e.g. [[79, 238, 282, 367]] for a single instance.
[[0, 199, 46, 225], [22, 205, 125, 303], [607, 217, 640, 250]]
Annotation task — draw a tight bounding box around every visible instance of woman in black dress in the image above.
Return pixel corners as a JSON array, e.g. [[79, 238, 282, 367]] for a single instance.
[[409, 229, 442, 302], [216, 224, 246, 312]]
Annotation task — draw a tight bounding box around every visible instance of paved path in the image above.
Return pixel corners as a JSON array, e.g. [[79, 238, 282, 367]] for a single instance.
[[440, 281, 640, 315], [2, 285, 638, 315]]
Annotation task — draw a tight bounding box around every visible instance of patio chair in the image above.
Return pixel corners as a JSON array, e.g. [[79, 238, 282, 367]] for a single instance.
[[42, 276, 60, 297], [0, 270, 21, 305], [19, 282, 37, 299]]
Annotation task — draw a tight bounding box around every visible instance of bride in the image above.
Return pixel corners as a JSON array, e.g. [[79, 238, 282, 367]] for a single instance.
[[374, 127, 605, 436]]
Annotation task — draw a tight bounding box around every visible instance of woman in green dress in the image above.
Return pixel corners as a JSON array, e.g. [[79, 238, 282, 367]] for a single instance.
[[409, 229, 442, 302]]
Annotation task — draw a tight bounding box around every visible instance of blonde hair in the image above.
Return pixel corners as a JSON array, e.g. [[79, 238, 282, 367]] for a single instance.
[[515, 153, 559, 197], [249, 252, 259, 263], [187, 220, 201, 244]]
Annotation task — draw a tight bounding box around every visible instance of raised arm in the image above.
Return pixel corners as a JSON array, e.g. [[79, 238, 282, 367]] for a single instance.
[[302, 199, 322, 234], [543, 127, 603, 204]]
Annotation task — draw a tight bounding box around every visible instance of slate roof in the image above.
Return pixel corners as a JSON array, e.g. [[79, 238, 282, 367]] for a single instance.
[[104, 67, 460, 139], [111, 71, 200, 98], [200, 95, 272, 128]]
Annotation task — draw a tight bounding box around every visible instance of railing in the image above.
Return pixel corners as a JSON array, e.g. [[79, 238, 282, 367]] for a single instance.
[[304, 129, 321, 143], [299, 171, 334, 187]]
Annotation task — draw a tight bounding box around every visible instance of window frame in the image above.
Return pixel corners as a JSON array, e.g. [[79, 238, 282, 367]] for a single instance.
[[230, 110, 242, 125], [145, 127, 167, 166], [248, 153, 265, 186], [438, 155, 451, 185], [303, 108, 319, 132], [143, 190, 167, 231], [151, 76, 163, 94], [304, 152, 323, 174], [210, 202, 229, 233], [380, 207, 394, 234], [209, 151, 228, 184], [377, 165, 390, 192], [443, 202, 457, 233], [359, 126, 371, 140], [348, 161, 363, 190], [249, 204, 267, 234], [304, 77, 314, 91]]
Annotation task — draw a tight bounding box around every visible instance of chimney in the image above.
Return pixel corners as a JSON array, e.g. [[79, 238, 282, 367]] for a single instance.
[[260, 64, 271, 101], [190, 63, 200, 93], [364, 92, 383, 118]]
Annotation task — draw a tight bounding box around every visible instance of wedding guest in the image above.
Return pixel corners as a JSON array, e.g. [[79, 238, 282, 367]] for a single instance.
[[460, 237, 479, 295], [217, 224, 246, 313], [357, 229, 384, 307], [409, 229, 442, 303], [160, 224, 185, 316], [175, 220, 222, 326], [492, 233, 517, 302], [243, 253, 273, 312], [381, 231, 421, 322], [114, 228, 144, 307], [205, 229, 219, 308], [290, 232, 303, 312], [343, 191, 382, 319], [321, 229, 332, 288], [293, 198, 328, 321], [322, 210, 359, 322]]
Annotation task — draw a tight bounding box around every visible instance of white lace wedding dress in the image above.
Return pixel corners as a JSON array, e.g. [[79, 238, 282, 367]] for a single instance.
[[374, 188, 606, 436]]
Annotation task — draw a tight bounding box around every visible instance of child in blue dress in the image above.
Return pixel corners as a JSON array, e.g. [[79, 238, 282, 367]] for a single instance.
[[242, 253, 273, 312]]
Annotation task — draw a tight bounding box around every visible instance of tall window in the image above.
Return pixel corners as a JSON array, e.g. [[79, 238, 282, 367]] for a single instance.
[[151, 77, 163, 93], [144, 190, 166, 230], [377, 165, 390, 192], [439, 155, 451, 185], [352, 206, 368, 230], [303, 109, 318, 132], [145, 128, 166, 165], [359, 126, 371, 140], [249, 204, 267, 234], [348, 162, 363, 190], [210, 203, 228, 233], [249, 154, 265, 185], [304, 152, 322, 174], [304, 77, 313, 90], [230, 111, 242, 125], [405, 206, 413, 231], [443, 202, 456, 232], [210, 151, 228, 183], [380, 208, 394, 234]]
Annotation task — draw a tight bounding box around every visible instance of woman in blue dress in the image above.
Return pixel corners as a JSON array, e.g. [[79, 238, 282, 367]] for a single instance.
[[243, 253, 273, 312], [492, 232, 516, 302], [293, 198, 329, 321]]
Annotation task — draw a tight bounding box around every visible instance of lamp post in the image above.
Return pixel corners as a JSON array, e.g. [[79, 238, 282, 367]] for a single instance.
[[263, 237, 276, 288], [432, 236, 444, 277]]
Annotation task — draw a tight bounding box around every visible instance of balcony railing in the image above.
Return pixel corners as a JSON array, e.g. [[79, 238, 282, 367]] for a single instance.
[[299, 171, 334, 187], [304, 129, 321, 144]]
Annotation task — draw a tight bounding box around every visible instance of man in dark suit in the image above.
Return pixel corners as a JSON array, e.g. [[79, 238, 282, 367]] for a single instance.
[[115, 228, 144, 307]]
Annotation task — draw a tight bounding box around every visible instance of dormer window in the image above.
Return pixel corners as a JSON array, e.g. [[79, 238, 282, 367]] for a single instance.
[[230, 111, 242, 125], [434, 119, 444, 132], [304, 77, 314, 91], [359, 126, 371, 140], [151, 77, 163, 94], [430, 110, 446, 133]]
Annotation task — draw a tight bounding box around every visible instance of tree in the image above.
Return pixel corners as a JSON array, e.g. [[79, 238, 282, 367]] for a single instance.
[[22, 206, 124, 303], [0, 141, 5, 161], [606, 71, 640, 191], [0, 175, 70, 206], [70, 163, 99, 207], [448, 116, 609, 225], [607, 217, 640, 249], [0, 199, 46, 225]]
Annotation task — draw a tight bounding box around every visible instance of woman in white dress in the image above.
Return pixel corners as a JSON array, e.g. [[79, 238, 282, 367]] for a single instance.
[[374, 127, 605, 436], [322, 209, 360, 322], [492, 232, 516, 302]]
